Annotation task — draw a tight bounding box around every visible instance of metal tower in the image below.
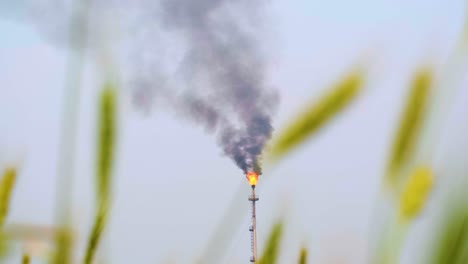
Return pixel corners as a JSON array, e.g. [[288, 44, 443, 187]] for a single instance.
[[249, 185, 259, 263]]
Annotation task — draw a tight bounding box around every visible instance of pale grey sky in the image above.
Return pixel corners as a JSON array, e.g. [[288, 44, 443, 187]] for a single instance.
[[1, 0, 468, 263]]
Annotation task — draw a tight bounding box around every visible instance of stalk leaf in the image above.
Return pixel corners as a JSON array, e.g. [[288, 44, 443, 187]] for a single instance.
[[386, 69, 432, 187], [83, 86, 117, 264], [429, 205, 468, 264], [298, 247, 307, 264], [0, 167, 16, 228], [53, 228, 73, 264], [22, 253, 30, 264], [399, 166, 433, 221], [96, 86, 116, 203], [83, 203, 108, 264], [259, 221, 283, 264], [53, 0, 92, 261], [0, 167, 16, 259], [269, 71, 363, 160]]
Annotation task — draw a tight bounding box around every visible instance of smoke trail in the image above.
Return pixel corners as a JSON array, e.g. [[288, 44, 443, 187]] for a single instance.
[[153, 0, 278, 174], [20, 0, 278, 174]]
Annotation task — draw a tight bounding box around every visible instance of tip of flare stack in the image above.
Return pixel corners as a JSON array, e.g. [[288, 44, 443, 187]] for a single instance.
[[246, 171, 259, 186]]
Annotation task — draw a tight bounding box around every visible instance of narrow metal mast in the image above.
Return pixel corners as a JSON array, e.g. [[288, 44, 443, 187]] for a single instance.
[[249, 185, 259, 263]]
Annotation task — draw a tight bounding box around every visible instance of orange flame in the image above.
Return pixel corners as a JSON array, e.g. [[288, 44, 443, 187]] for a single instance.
[[246, 171, 258, 186]]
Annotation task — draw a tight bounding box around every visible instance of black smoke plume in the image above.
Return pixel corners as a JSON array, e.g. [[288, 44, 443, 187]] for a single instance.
[[20, 0, 278, 174], [153, 0, 277, 174]]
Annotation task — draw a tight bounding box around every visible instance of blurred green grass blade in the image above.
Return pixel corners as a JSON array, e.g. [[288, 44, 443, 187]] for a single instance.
[[399, 166, 433, 221], [53, 0, 91, 262], [53, 228, 73, 264], [0, 236, 8, 259], [83, 86, 117, 264], [22, 253, 30, 264], [269, 71, 363, 161], [259, 221, 283, 264], [96, 86, 116, 203], [298, 247, 307, 264], [84, 204, 108, 264], [197, 183, 250, 264], [0, 167, 16, 260], [430, 206, 468, 264], [0, 167, 16, 228], [386, 69, 432, 187]]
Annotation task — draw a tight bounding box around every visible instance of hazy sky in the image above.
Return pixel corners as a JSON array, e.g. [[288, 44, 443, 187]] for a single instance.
[[1, 0, 468, 263]]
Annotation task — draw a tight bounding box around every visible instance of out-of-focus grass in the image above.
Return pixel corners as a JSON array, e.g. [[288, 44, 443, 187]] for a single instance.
[[53, 0, 91, 262], [429, 202, 468, 264], [399, 166, 433, 221], [83, 86, 117, 264], [0, 167, 16, 228], [374, 68, 433, 264], [268, 70, 363, 161], [52, 228, 73, 264], [298, 247, 307, 264], [386, 69, 432, 189], [375, 166, 433, 264], [84, 204, 108, 264], [0, 167, 17, 258], [258, 221, 283, 264], [95, 86, 116, 205], [22, 253, 30, 264]]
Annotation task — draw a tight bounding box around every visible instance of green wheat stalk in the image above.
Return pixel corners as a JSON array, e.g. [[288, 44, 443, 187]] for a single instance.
[[0, 168, 16, 228], [258, 221, 283, 264], [0, 167, 17, 258], [22, 253, 30, 264], [83, 86, 117, 264], [53, 0, 91, 262], [268, 70, 363, 161], [386, 69, 432, 189], [298, 247, 307, 264]]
